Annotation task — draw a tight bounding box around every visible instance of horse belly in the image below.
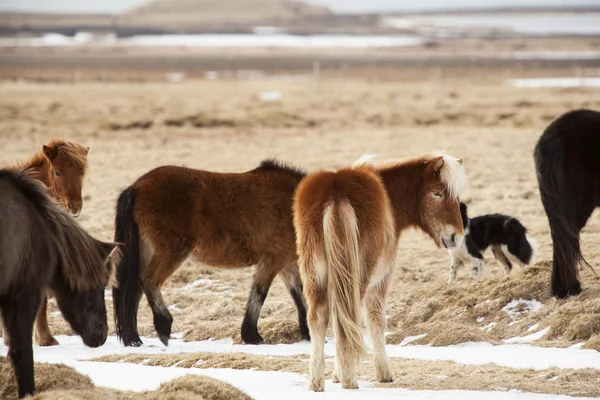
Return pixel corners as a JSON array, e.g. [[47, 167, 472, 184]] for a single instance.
[[191, 234, 258, 268]]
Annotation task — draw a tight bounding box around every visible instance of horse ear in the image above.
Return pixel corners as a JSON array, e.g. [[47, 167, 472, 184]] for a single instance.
[[84, 147, 90, 155], [99, 241, 119, 260], [433, 157, 444, 174], [457, 157, 463, 165], [43, 145, 58, 162]]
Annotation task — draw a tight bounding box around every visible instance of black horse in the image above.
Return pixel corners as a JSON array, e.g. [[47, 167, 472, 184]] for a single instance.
[[0, 169, 117, 398], [534, 109, 600, 298]]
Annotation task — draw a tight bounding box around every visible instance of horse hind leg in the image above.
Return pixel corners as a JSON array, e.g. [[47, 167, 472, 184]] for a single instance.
[[1, 289, 42, 398], [141, 250, 188, 347], [241, 259, 280, 344], [491, 245, 513, 275], [365, 271, 393, 383], [33, 293, 59, 346], [280, 265, 310, 341]]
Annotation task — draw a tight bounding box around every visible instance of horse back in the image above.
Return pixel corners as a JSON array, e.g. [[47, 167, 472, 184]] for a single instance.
[[132, 165, 302, 266]]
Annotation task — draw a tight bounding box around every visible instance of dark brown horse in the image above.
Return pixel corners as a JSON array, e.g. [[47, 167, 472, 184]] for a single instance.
[[113, 160, 309, 347], [535, 109, 600, 298], [294, 153, 466, 391], [2, 139, 89, 348], [0, 168, 117, 398]]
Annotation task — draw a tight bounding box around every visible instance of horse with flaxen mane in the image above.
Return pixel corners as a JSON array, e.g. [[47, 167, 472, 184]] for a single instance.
[[1, 139, 89, 348], [0, 169, 116, 398], [113, 159, 309, 347], [535, 109, 600, 298], [294, 153, 466, 391]]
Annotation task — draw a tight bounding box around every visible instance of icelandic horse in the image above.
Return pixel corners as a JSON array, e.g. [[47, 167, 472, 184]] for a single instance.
[[1, 139, 89, 348], [535, 109, 600, 298], [294, 153, 466, 391], [112, 160, 310, 347], [0, 168, 117, 398]]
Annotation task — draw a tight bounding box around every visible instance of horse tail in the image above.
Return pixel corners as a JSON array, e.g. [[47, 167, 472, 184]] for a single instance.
[[323, 200, 368, 362], [0, 169, 116, 291], [535, 127, 589, 297], [113, 185, 142, 346]]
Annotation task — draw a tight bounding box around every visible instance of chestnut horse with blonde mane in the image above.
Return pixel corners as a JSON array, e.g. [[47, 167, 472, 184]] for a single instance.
[[1, 139, 89, 348], [294, 153, 467, 392], [113, 159, 309, 347]]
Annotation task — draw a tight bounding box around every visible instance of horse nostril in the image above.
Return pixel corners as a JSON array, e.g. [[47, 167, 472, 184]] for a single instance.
[[451, 233, 456, 244], [68, 202, 72, 209]]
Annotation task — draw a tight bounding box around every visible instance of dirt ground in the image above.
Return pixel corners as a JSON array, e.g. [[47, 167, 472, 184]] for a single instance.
[[1, 64, 599, 397]]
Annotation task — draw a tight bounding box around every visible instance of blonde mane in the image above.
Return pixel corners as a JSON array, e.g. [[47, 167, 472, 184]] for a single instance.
[[352, 152, 467, 200]]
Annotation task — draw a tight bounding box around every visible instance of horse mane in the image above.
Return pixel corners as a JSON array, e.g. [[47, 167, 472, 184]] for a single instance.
[[19, 138, 89, 173], [0, 168, 111, 291], [256, 158, 307, 181], [352, 152, 467, 200]]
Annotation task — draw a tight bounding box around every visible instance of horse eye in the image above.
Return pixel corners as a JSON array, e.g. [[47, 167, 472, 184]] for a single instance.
[[55, 171, 61, 177], [433, 191, 442, 198]]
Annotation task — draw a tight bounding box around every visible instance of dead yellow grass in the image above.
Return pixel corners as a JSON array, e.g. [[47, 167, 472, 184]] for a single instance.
[[1, 356, 95, 399]]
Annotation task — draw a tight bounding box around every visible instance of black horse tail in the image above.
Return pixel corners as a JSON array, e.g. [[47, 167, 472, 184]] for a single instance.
[[535, 116, 594, 298], [113, 185, 143, 346]]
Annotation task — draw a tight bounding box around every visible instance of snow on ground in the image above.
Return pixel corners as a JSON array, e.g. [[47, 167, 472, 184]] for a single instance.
[[509, 78, 600, 88], [11, 334, 600, 371], [65, 362, 600, 400], [3, 335, 600, 399], [503, 327, 551, 344]]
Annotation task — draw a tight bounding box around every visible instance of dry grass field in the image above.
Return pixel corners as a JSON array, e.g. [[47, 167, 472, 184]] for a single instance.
[[1, 67, 600, 397]]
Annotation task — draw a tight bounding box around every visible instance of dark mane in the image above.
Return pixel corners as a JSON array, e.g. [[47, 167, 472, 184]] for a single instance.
[[256, 158, 306, 181]]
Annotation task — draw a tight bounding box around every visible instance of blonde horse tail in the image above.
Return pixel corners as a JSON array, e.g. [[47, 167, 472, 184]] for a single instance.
[[323, 200, 368, 362]]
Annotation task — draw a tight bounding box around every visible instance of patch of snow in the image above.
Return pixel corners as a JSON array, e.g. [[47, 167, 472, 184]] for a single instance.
[[64, 362, 600, 399], [168, 304, 182, 312], [509, 78, 600, 88], [399, 333, 428, 346], [166, 72, 185, 83], [527, 323, 540, 333], [477, 316, 485, 323], [503, 327, 550, 344], [502, 299, 543, 320], [481, 322, 497, 332], [259, 91, 282, 102], [11, 335, 600, 371]]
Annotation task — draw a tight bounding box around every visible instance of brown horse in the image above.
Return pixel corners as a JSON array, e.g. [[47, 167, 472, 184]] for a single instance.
[[113, 159, 309, 347], [0, 168, 117, 398], [1, 139, 89, 348], [294, 153, 466, 391]]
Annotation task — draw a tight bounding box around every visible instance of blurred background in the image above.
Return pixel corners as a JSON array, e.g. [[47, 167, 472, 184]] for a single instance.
[[1, 0, 599, 81]]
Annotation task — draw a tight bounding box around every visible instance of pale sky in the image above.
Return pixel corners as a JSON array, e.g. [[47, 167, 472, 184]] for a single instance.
[[0, 0, 597, 14]]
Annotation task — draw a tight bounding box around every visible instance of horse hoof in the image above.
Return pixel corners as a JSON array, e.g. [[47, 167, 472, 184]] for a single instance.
[[159, 334, 170, 347], [125, 339, 143, 347], [36, 336, 59, 347], [242, 332, 264, 345]]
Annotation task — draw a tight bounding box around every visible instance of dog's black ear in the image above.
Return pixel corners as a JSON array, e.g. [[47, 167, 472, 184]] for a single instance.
[[460, 202, 467, 214]]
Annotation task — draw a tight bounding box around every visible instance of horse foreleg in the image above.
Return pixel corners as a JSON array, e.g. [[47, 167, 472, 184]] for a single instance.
[[280, 265, 310, 341], [0, 291, 41, 398], [34, 293, 59, 346], [241, 261, 278, 344], [365, 273, 393, 383], [142, 280, 173, 347]]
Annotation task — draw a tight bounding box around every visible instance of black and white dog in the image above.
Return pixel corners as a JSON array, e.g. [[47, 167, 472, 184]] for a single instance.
[[449, 203, 536, 281]]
